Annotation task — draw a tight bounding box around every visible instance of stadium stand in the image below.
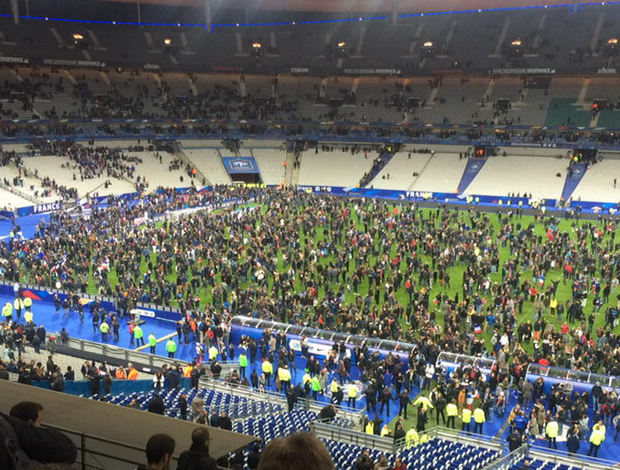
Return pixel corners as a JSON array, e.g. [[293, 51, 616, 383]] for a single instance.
[[408, 152, 468, 193], [250, 148, 286, 185], [465, 155, 567, 199], [297, 148, 376, 187], [178, 147, 233, 185]]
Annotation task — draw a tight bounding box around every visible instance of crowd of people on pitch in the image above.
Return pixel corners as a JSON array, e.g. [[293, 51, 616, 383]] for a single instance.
[[2, 186, 620, 458]]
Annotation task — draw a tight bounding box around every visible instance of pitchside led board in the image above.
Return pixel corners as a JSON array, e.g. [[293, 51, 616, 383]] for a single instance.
[[221, 157, 263, 184]]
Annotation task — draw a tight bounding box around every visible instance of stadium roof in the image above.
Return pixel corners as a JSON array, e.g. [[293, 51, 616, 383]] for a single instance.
[[100, 0, 573, 13]]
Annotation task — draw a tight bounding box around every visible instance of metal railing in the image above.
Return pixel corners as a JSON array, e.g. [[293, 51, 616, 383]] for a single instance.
[[311, 422, 506, 456], [528, 444, 618, 470], [43, 422, 165, 470], [310, 420, 399, 454], [200, 377, 287, 405], [59, 335, 182, 372], [392, 426, 504, 453], [199, 377, 365, 427], [480, 445, 528, 470], [297, 397, 364, 430], [527, 363, 620, 389]]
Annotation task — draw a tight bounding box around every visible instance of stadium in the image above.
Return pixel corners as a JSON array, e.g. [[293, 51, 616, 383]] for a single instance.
[[2, 0, 620, 469]]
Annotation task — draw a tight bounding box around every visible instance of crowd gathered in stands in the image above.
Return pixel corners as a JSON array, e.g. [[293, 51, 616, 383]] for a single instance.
[[3, 66, 620, 152]]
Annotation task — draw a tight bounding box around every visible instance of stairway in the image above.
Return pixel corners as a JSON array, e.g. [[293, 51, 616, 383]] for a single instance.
[[0, 180, 44, 204], [284, 148, 301, 187], [176, 143, 210, 185], [360, 152, 394, 188]]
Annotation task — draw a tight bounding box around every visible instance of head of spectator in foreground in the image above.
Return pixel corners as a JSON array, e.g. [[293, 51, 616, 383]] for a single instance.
[[144, 433, 175, 470], [257, 432, 334, 470], [10, 401, 43, 427], [190, 427, 210, 451]]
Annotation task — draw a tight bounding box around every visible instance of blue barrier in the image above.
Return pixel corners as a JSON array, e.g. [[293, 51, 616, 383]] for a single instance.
[[0, 283, 182, 324], [31, 378, 192, 397]]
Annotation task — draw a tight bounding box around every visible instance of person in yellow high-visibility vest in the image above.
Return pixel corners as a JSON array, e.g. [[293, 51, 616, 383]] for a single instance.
[[461, 407, 472, 432], [13, 297, 22, 320], [310, 375, 322, 400], [278, 364, 291, 391], [473, 407, 486, 434], [365, 420, 374, 435], [23, 296, 32, 313], [302, 372, 311, 387], [208, 344, 219, 362], [2, 301, 13, 322], [446, 401, 458, 429], [588, 421, 606, 458], [405, 428, 419, 448], [99, 320, 110, 342], [239, 352, 248, 378], [261, 359, 273, 388], [380, 425, 390, 437], [347, 383, 358, 409], [546, 416, 559, 449], [23, 309, 34, 325]]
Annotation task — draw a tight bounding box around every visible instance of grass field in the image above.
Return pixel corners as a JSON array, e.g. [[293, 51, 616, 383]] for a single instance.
[[42, 199, 618, 432], [80, 202, 617, 349]]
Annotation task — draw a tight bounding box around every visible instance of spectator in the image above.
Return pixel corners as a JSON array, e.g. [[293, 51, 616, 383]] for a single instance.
[[0, 404, 77, 469], [177, 427, 217, 470], [257, 432, 334, 470], [137, 433, 175, 470]]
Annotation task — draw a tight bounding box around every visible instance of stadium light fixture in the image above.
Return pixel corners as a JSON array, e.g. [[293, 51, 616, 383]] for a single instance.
[[163, 38, 172, 45]]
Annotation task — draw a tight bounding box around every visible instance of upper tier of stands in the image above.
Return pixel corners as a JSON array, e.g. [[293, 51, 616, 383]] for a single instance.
[[1, 4, 620, 73], [3, 61, 620, 131]]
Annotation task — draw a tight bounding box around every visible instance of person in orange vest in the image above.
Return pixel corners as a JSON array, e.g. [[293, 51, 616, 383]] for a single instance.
[[183, 363, 193, 378], [127, 364, 139, 380], [115, 366, 127, 380]]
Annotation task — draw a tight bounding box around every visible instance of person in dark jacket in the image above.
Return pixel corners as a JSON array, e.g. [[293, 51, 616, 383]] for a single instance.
[[147, 395, 166, 415], [566, 424, 581, 455], [219, 411, 232, 431], [0, 363, 9, 380], [178, 394, 188, 421], [102, 372, 113, 396], [416, 405, 428, 432], [507, 430, 523, 452], [209, 411, 221, 428], [50, 372, 65, 392], [177, 427, 217, 470], [318, 404, 336, 422], [168, 367, 181, 390], [137, 433, 175, 470], [0, 410, 77, 469]]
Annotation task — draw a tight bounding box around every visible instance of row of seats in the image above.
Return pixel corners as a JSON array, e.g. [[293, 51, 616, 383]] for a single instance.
[[96, 386, 283, 419], [231, 407, 498, 470], [324, 436, 499, 470], [509, 459, 581, 470]]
